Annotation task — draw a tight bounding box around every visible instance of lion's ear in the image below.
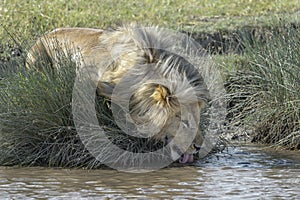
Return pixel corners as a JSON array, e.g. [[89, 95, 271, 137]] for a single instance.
[[150, 84, 169, 104]]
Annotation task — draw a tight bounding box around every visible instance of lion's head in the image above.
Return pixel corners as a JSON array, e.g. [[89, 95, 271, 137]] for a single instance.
[[105, 49, 210, 163]]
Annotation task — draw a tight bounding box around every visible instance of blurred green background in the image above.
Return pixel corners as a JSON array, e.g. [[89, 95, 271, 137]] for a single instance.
[[1, 0, 299, 39]]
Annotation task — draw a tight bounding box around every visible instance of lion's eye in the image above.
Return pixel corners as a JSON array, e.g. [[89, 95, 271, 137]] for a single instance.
[[164, 135, 172, 143]]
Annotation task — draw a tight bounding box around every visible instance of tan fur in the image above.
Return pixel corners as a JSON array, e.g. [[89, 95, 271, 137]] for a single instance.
[[150, 85, 169, 105], [26, 25, 209, 163]]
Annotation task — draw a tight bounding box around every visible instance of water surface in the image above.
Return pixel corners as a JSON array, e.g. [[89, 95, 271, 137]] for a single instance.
[[0, 145, 299, 199]]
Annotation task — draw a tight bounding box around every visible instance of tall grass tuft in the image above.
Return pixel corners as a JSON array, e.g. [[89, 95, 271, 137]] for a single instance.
[[1, 48, 90, 167], [0, 41, 171, 168], [226, 23, 300, 150]]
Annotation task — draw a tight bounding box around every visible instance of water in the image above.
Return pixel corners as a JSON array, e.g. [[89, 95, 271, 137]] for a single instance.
[[0, 145, 299, 199]]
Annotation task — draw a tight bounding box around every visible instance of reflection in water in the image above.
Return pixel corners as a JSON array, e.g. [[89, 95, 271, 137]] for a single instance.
[[0, 145, 299, 199]]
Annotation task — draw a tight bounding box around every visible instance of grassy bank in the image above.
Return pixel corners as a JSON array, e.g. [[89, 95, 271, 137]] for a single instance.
[[1, 0, 299, 34], [1, 1, 299, 63], [1, 1, 299, 66], [0, 0, 299, 167]]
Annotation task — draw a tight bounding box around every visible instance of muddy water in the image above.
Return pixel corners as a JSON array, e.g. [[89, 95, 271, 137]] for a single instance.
[[0, 145, 299, 199]]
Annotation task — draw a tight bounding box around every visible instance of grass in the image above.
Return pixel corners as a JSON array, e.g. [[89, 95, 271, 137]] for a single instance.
[[1, 0, 299, 39], [224, 22, 300, 149], [0, 49, 86, 167], [1, 1, 299, 63], [0, 43, 172, 168], [0, 0, 299, 168]]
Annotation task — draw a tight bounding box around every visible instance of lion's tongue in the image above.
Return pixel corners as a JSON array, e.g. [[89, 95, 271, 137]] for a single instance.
[[179, 154, 194, 164]]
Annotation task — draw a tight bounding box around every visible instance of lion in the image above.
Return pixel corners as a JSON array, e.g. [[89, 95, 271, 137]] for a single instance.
[[26, 25, 210, 164]]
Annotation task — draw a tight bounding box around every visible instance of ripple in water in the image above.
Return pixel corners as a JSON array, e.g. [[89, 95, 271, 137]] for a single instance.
[[0, 145, 299, 199]]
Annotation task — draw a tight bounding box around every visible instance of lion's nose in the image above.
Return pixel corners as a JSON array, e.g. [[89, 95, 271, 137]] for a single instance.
[[193, 144, 201, 151]]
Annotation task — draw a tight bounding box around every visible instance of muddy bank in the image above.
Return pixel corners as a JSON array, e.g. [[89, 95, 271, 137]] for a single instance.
[[190, 22, 299, 54], [0, 43, 23, 63]]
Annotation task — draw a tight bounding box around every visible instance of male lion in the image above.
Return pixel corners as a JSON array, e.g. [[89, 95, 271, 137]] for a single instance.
[[26, 25, 210, 164]]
